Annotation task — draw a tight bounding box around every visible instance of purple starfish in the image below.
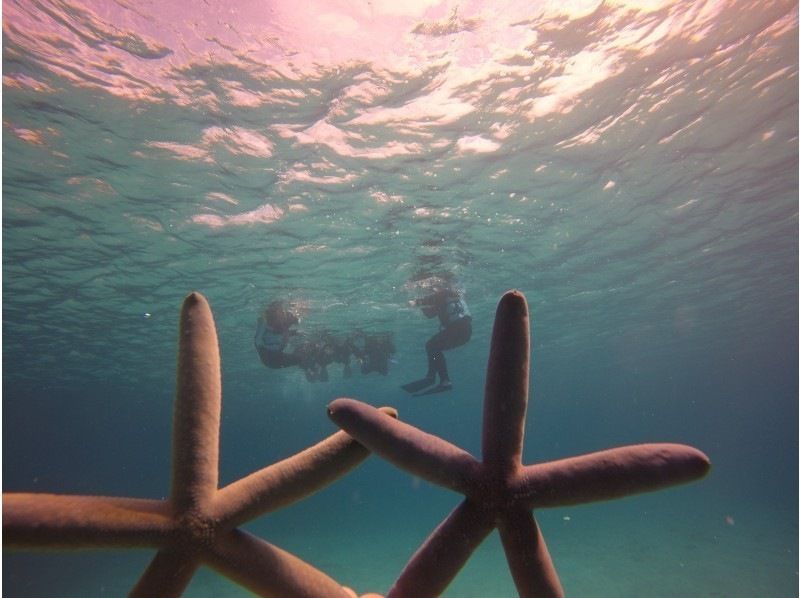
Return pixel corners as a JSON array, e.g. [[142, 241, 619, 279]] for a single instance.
[[328, 290, 710, 597], [5, 292, 392, 597]]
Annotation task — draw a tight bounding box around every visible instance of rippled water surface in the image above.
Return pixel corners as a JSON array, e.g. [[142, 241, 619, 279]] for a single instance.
[[3, 1, 798, 596]]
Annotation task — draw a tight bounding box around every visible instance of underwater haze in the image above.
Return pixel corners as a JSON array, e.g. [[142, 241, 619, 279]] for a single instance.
[[3, 0, 798, 596]]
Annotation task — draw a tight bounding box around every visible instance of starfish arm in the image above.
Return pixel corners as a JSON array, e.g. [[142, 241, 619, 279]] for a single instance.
[[129, 548, 200, 598], [171, 292, 222, 516], [482, 290, 530, 475], [328, 398, 480, 495], [214, 410, 397, 529], [2, 493, 172, 548], [514, 443, 711, 509], [497, 509, 564, 598], [387, 499, 494, 598], [203, 528, 352, 598]]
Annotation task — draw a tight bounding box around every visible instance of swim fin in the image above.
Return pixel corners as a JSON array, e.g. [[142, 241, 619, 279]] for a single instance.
[[401, 377, 435, 393], [414, 383, 453, 396]]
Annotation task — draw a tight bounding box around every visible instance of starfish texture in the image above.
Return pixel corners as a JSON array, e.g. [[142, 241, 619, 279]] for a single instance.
[[4, 292, 394, 597], [328, 290, 711, 597]]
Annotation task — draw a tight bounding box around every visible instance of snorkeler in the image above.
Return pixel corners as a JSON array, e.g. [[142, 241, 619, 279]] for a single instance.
[[256, 300, 392, 382], [254, 300, 301, 369], [326, 332, 355, 378], [350, 331, 395, 376], [293, 336, 329, 382], [401, 285, 472, 395], [296, 330, 354, 382]]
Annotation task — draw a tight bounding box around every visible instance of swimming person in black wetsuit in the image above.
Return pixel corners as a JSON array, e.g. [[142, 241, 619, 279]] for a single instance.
[[254, 300, 301, 369], [402, 286, 472, 395], [255, 300, 393, 382], [350, 331, 395, 376], [294, 329, 353, 382]]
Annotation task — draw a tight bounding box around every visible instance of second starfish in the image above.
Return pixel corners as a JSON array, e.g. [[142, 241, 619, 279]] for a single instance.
[[328, 290, 711, 597]]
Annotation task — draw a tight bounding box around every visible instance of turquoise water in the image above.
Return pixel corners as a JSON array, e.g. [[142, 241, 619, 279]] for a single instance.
[[3, 0, 797, 596]]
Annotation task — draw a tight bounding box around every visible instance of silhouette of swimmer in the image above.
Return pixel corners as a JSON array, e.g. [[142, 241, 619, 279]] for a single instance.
[[350, 331, 395, 376], [402, 286, 471, 395], [256, 301, 395, 382], [254, 301, 301, 369], [295, 330, 354, 382]]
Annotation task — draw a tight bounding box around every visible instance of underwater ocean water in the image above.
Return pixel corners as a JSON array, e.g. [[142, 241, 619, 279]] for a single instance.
[[2, 0, 798, 596]]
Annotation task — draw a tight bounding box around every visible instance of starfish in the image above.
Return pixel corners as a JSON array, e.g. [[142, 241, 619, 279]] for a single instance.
[[328, 290, 711, 597], [4, 292, 395, 597]]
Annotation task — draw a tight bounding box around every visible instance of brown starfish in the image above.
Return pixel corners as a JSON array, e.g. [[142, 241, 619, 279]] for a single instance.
[[4, 292, 394, 597], [328, 290, 711, 597]]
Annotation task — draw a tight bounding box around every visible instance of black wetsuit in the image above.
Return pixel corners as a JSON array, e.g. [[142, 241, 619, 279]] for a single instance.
[[421, 292, 472, 384], [254, 318, 300, 368]]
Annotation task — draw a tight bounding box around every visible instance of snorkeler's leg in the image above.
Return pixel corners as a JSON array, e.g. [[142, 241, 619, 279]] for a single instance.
[[429, 351, 448, 384], [401, 335, 440, 393], [297, 353, 319, 381], [438, 354, 451, 386], [427, 334, 446, 379], [412, 327, 467, 395], [413, 352, 452, 395]]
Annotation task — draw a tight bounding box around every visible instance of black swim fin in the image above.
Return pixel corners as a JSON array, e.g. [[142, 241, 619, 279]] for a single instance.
[[401, 377, 435, 393], [414, 383, 453, 397]]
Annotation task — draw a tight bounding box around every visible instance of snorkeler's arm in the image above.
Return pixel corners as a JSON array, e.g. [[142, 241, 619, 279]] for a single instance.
[[421, 305, 438, 318], [414, 293, 437, 307], [414, 292, 443, 317]]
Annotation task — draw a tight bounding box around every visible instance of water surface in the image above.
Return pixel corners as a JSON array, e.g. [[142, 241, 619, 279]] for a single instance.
[[3, 1, 798, 596]]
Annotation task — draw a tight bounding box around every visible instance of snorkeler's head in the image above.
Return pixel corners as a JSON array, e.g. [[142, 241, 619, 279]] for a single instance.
[[264, 300, 299, 330]]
